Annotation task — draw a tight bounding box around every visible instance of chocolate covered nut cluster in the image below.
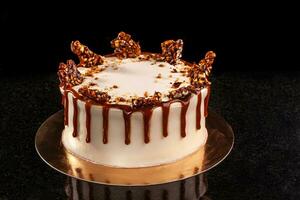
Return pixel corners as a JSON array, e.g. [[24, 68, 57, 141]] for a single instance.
[[71, 40, 104, 67], [132, 92, 162, 109], [78, 86, 111, 103], [161, 39, 183, 64], [188, 51, 216, 86], [58, 60, 83, 87], [111, 32, 141, 58]]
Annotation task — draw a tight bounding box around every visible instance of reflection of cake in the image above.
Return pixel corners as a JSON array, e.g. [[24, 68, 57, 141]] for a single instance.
[[58, 32, 216, 168], [65, 175, 207, 200]]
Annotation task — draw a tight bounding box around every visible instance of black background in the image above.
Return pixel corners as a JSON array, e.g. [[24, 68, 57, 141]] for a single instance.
[[1, 3, 300, 200], [1, 3, 298, 75]]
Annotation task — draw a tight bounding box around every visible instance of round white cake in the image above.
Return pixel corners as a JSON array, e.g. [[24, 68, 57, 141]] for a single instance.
[[58, 32, 215, 168]]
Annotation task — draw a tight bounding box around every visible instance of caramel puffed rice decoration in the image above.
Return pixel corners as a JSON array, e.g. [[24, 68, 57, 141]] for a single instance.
[[58, 60, 83, 87], [78, 86, 111, 103], [168, 86, 190, 100], [188, 51, 216, 86], [161, 39, 183, 65], [200, 51, 216, 77], [132, 92, 162, 109], [71, 40, 104, 67], [111, 32, 141, 58]]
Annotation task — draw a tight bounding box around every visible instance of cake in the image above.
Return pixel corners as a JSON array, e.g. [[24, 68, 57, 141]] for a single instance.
[[58, 32, 216, 168]]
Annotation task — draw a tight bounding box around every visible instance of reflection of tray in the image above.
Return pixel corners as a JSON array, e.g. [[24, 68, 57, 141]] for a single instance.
[[35, 110, 234, 186]]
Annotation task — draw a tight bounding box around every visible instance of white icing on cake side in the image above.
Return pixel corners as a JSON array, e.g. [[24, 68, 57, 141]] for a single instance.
[[61, 88, 208, 167]]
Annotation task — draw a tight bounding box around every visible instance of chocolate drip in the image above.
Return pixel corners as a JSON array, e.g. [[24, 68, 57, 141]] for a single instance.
[[162, 190, 169, 200], [63, 86, 210, 144], [204, 86, 211, 117], [162, 102, 171, 137], [123, 110, 132, 145], [126, 191, 132, 200], [142, 109, 153, 143], [85, 103, 91, 143], [180, 101, 190, 137], [104, 187, 111, 200], [102, 107, 109, 144], [196, 93, 202, 129], [144, 190, 151, 200], [64, 91, 69, 125], [180, 179, 186, 200], [72, 98, 78, 137]]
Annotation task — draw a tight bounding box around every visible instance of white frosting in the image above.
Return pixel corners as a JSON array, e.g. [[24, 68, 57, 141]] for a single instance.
[[75, 57, 190, 102], [61, 55, 209, 168], [61, 88, 208, 168]]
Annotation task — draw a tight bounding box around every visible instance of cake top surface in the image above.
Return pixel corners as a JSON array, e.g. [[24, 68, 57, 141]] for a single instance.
[[73, 55, 191, 104], [58, 32, 216, 108]]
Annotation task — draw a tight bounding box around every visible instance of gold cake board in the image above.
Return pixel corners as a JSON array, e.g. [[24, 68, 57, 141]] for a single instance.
[[35, 110, 234, 186]]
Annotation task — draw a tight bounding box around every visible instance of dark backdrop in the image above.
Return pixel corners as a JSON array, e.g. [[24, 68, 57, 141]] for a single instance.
[[1, 3, 298, 76], [1, 3, 300, 200]]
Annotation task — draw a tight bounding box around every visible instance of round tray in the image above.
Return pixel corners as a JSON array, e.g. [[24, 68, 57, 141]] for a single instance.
[[35, 110, 234, 186]]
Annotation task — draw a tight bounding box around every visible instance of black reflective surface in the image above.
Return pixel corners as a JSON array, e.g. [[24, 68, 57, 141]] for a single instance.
[[1, 71, 299, 199], [64, 175, 208, 200]]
